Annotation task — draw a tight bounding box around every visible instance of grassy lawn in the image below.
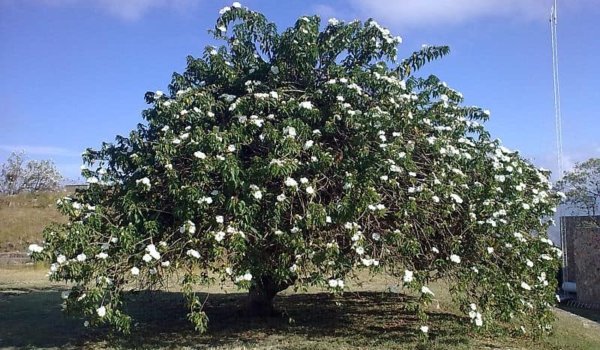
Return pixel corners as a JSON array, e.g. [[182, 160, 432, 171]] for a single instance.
[[1, 267, 599, 349]]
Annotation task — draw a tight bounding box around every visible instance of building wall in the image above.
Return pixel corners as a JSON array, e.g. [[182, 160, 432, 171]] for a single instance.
[[562, 216, 600, 304]]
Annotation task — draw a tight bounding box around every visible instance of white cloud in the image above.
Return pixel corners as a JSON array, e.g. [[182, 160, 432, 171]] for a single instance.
[[0, 144, 80, 157], [348, 0, 592, 28], [33, 0, 197, 21], [350, 0, 543, 27], [312, 4, 337, 20]]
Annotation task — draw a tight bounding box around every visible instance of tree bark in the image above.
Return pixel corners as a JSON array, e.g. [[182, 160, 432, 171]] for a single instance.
[[247, 275, 290, 317]]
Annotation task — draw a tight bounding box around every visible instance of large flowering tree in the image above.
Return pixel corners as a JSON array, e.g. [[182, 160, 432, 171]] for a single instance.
[[32, 3, 563, 337]]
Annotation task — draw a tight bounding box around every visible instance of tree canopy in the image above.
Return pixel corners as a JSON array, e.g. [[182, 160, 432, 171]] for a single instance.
[[0, 151, 63, 195], [31, 3, 562, 338], [557, 157, 600, 216]]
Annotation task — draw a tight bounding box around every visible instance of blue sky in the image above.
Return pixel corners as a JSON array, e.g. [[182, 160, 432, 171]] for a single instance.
[[1, 0, 599, 181]]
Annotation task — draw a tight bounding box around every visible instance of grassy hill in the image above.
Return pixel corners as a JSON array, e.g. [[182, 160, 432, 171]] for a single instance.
[[0, 192, 66, 252]]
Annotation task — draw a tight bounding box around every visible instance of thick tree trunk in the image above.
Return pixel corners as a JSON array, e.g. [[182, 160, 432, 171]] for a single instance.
[[247, 275, 290, 317]]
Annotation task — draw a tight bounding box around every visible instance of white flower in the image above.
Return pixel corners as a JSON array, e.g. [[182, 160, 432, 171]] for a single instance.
[[154, 90, 164, 98], [232, 2, 241, 8], [421, 286, 434, 296], [57, 254, 67, 264], [161, 261, 170, 267], [300, 177, 309, 184], [180, 220, 196, 234], [199, 196, 213, 204], [520, 282, 532, 291], [277, 193, 286, 202], [380, 175, 388, 181], [28, 244, 43, 253], [526, 259, 534, 267], [450, 254, 461, 264], [49, 263, 58, 273], [450, 194, 463, 204], [355, 246, 365, 255], [136, 177, 151, 189], [432, 196, 440, 203], [328, 279, 339, 288], [131, 267, 140, 275], [270, 65, 279, 75], [142, 254, 152, 262], [227, 144, 236, 153], [328, 18, 339, 25], [299, 101, 313, 109], [96, 252, 109, 259], [194, 151, 207, 159], [283, 126, 297, 138], [306, 186, 315, 195], [303, 140, 314, 150], [76, 253, 87, 262], [420, 325, 429, 333], [403, 269, 414, 283], [214, 231, 226, 242], [243, 272, 253, 281], [87, 177, 99, 184], [326, 216, 332, 223], [187, 249, 201, 259], [216, 215, 224, 224], [253, 190, 262, 199], [431, 247, 440, 254], [289, 264, 298, 272], [96, 306, 106, 317], [372, 232, 381, 241], [487, 247, 494, 254], [285, 177, 298, 187]]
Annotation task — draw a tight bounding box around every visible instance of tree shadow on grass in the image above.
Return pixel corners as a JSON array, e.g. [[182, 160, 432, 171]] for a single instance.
[[557, 304, 600, 323], [0, 289, 472, 349]]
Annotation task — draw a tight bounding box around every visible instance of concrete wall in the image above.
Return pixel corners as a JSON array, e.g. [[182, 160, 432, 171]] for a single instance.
[[562, 216, 600, 304]]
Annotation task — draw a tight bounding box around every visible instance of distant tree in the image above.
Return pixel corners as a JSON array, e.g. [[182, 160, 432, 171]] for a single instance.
[[32, 4, 562, 338], [0, 151, 63, 195], [556, 158, 600, 216]]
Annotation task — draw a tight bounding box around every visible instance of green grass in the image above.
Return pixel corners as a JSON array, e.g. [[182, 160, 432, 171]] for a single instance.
[[0, 192, 66, 252], [1, 267, 599, 349]]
